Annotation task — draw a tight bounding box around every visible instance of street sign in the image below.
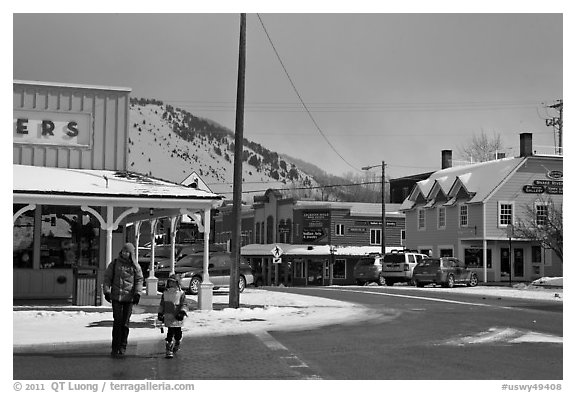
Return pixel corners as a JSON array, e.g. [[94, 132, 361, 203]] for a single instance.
[[271, 245, 284, 258], [273, 257, 282, 264]]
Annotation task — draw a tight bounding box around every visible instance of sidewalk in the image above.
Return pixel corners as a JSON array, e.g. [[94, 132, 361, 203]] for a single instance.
[[13, 283, 563, 351], [12, 288, 375, 351]]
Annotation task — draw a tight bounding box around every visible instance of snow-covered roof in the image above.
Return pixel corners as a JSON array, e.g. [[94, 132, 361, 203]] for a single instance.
[[241, 243, 404, 257], [401, 157, 526, 210], [13, 165, 223, 203], [293, 201, 404, 217], [180, 171, 213, 193], [14, 79, 131, 92]]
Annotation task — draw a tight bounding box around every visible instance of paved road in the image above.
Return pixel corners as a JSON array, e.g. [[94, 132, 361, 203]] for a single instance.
[[13, 286, 562, 380], [265, 286, 563, 380]]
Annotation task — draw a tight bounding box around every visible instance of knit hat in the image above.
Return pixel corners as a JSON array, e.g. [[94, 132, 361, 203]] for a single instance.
[[120, 243, 136, 262], [167, 274, 181, 288]]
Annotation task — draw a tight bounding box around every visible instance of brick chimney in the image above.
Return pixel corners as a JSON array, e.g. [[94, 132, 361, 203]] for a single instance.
[[519, 133, 533, 157], [441, 150, 452, 169]]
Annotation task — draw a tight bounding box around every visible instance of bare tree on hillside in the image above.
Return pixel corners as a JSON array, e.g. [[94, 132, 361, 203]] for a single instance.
[[341, 171, 385, 203], [457, 130, 504, 163], [513, 197, 563, 262]]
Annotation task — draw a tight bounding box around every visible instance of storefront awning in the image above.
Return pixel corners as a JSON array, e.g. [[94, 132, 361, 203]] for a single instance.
[[241, 243, 404, 257]]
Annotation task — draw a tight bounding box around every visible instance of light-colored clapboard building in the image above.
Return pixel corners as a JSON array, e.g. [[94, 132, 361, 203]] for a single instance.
[[13, 80, 222, 302], [400, 133, 562, 282]]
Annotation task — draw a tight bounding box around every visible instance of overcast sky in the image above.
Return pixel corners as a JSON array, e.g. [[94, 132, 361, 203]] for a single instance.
[[12, 11, 563, 179]]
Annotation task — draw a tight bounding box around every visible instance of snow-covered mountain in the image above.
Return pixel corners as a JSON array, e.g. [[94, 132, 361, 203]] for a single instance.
[[127, 98, 323, 203]]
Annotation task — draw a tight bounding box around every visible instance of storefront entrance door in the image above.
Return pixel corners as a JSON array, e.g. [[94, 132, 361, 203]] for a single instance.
[[513, 248, 524, 278], [500, 248, 511, 279], [307, 261, 324, 286]]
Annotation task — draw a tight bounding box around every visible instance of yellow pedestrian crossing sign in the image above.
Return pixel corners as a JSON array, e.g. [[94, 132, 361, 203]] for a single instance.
[[271, 245, 283, 258]]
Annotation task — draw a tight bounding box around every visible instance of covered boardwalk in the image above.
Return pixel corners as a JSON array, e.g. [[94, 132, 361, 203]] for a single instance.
[[13, 164, 223, 308]]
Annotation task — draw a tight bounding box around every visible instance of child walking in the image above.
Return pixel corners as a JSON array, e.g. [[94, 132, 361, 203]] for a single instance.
[[157, 274, 188, 358]]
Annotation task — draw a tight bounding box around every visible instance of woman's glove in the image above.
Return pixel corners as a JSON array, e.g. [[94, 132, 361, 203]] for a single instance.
[[157, 313, 164, 322], [132, 293, 140, 305], [176, 310, 187, 321]]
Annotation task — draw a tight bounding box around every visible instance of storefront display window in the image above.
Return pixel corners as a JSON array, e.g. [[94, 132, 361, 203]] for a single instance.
[[464, 248, 492, 268], [40, 205, 100, 269], [13, 204, 35, 269]]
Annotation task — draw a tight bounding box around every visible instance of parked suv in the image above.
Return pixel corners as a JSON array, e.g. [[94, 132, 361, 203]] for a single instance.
[[353, 253, 386, 286], [381, 250, 428, 286], [412, 257, 479, 288]]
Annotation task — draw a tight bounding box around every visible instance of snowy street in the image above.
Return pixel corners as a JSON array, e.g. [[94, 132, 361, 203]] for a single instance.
[[14, 279, 562, 348]]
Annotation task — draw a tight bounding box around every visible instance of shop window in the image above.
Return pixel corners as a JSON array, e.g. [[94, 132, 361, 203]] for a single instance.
[[294, 260, 305, 278], [40, 205, 100, 269], [459, 205, 468, 227], [333, 259, 346, 279], [401, 230, 406, 246], [464, 248, 492, 268], [266, 217, 274, 244], [13, 204, 35, 269], [370, 229, 382, 245], [419, 249, 432, 257], [439, 248, 453, 257], [335, 224, 345, 236]]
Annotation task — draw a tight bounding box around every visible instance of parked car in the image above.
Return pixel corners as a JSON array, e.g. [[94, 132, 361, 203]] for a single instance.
[[155, 251, 254, 295], [412, 257, 479, 288], [381, 251, 428, 286], [138, 244, 177, 278], [353, 253, 386, 286]]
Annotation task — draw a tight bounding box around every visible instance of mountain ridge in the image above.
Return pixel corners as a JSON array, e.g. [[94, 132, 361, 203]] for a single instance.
[[127, 97, 378, 203]]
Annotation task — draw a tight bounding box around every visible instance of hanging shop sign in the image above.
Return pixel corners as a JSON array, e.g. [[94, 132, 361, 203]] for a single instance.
[[13, 110, 92, 148], [302, 228, 326, 242], [546, 170, 563, 181], [354, 220, 397, 227], [522, 179, 563, 195], [302, 210, 329, 243]]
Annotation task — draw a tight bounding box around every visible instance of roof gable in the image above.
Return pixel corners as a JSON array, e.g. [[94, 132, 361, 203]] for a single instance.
[[402, 157, 526, 210]]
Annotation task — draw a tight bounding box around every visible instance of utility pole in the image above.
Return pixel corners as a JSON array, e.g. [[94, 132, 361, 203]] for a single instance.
[[229, 13, 246, 308], [545, 100, 563, 155], [381, 161, 386, 255], [361, 161, 386, 255]]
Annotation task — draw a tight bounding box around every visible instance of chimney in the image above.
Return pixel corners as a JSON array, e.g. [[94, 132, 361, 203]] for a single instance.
[[441, 150, 452, 169], [519, 133, 533, 157]]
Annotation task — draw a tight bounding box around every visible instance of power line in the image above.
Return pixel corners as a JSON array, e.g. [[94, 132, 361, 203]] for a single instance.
[[256, 13, 361, 173], [215, 180, 382, 195]]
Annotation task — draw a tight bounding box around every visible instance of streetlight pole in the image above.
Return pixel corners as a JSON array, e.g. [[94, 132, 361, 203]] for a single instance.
[[362, 161, 386, 255]]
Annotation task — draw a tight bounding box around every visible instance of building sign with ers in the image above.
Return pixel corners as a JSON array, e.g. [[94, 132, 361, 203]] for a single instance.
[[14, 110, 92, 147]]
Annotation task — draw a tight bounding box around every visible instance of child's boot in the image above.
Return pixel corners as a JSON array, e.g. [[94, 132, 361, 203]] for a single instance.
[[165, 340, 174, 359], [173, 339, 181, 353]]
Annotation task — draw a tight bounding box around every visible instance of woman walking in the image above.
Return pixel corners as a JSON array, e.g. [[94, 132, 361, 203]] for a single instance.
[[103, 243, 144, 358]]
